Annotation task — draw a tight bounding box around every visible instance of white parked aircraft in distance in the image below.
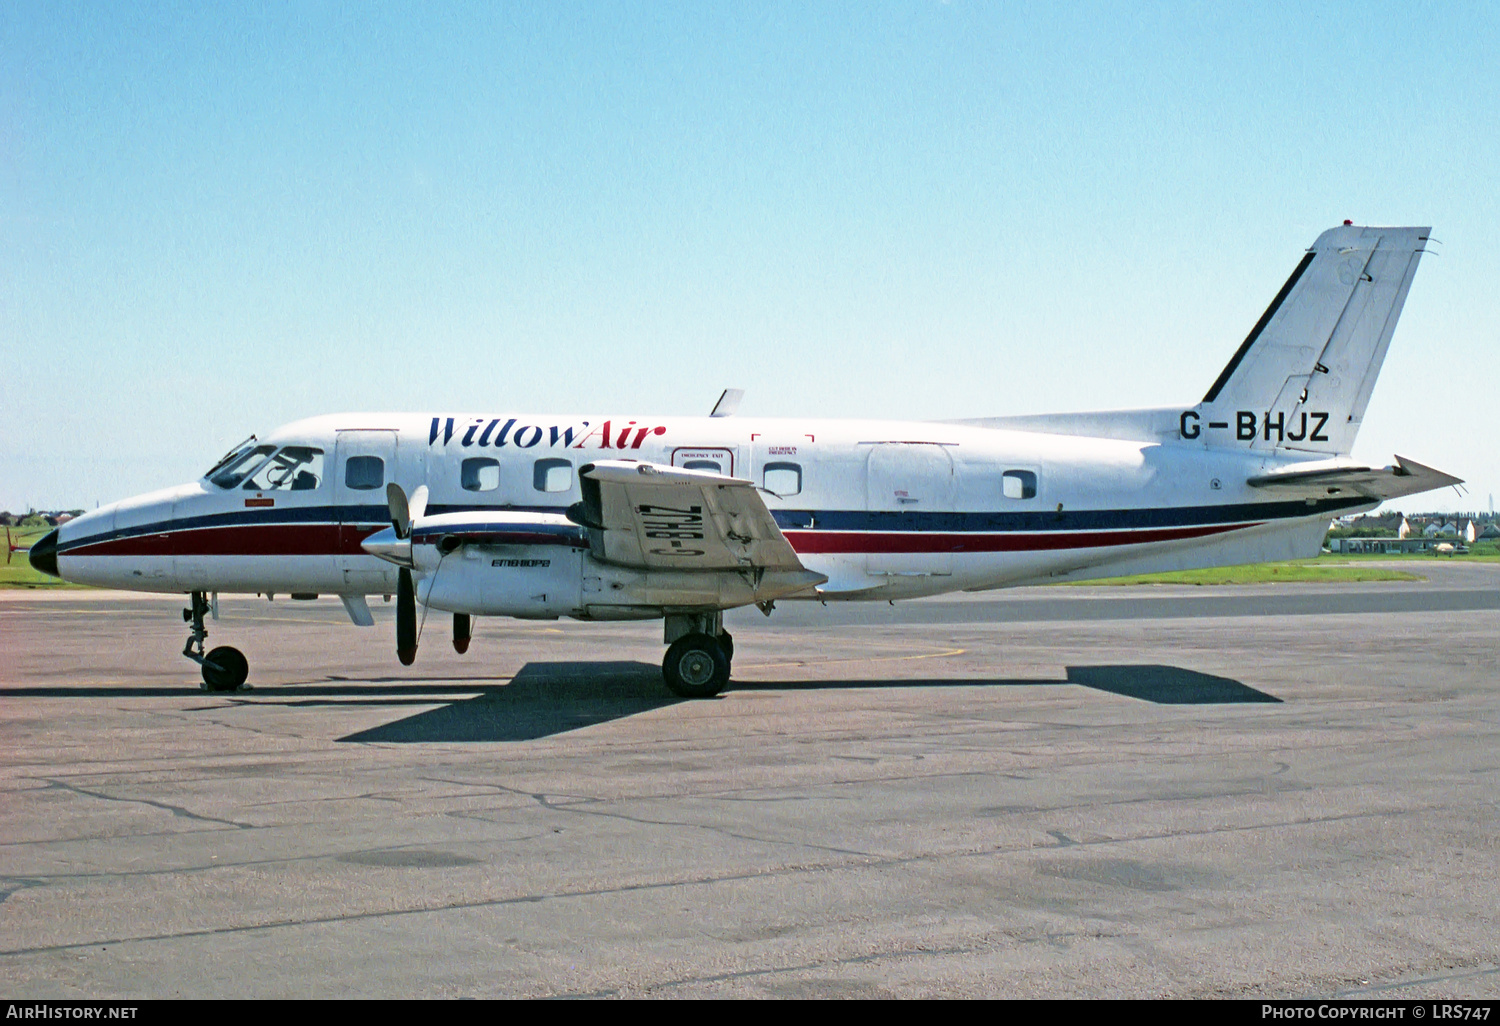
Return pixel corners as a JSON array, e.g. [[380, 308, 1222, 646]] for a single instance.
[[30, 223, 1460, 696]]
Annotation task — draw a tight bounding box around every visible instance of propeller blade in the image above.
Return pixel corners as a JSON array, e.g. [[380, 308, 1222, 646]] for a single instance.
[[396, 567, 418, 665], [386, 483, 411, 539], [5, 527, 11, 566], [408, 485, 429, 524]]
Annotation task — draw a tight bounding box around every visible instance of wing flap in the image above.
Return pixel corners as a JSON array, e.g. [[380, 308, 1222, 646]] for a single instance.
[[579, 460, 809, 572], [1247, 455, 1462, 502]]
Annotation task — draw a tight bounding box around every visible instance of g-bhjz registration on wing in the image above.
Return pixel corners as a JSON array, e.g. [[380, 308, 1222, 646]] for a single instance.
[[30, 223, 1460, 697]]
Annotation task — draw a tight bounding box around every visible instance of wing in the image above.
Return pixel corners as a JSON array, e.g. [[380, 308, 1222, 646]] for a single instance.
[[1247, 455, 1462, 502], [574, 460, 813, 572]]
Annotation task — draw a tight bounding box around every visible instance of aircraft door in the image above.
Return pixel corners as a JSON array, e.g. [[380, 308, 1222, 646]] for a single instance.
[[334, 430, 399, 593], [865, 443, 956, 576]]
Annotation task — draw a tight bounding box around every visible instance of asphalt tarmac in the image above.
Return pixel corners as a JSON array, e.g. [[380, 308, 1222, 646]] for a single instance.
[[1, 562, 1497, 998]]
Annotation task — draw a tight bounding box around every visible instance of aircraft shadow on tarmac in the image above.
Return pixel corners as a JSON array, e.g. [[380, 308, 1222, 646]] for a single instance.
[[333, 661, 1276, 743], [338, 661, 678, 743], [736, 664, 1280, 706], [3, 663, 1276, 744]]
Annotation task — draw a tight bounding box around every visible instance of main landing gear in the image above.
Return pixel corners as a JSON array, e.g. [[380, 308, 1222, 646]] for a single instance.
[[661, 612, 734, 699], [184, 590, 249, 692]]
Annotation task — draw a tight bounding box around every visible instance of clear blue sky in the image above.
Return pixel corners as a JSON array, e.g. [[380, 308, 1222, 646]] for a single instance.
[[3, 2, 1496, 514]]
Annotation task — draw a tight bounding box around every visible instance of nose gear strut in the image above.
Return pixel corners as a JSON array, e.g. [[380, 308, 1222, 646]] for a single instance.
[[183, 590, 249, 692]]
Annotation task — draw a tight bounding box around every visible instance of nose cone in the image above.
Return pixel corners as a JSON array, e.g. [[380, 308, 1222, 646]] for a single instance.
[[360, 526, 412, 567], [29, 529, 60, 577]]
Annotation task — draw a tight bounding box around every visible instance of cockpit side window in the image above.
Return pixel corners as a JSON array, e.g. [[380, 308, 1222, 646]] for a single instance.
[[209, 445, 276, 489], [242, 447, 325, 491]]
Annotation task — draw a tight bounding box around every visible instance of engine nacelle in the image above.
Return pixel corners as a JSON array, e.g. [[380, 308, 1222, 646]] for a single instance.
[[403, 510, 824, 620], [418, 543, 824, 620], [420, 544, 586, 619]]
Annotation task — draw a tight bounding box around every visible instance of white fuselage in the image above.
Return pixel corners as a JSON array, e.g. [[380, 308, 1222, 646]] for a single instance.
[[49, 410, 1367, 611]]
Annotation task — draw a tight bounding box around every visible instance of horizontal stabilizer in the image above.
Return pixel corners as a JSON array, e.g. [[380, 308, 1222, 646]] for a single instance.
[[1246, 455, 1462, 502]]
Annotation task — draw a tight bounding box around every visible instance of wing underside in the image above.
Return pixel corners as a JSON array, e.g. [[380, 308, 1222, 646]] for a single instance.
[[575, 460, 817, 576]]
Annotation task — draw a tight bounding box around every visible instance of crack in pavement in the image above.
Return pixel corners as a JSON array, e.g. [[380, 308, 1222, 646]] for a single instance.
[[568, 921, 1142, 997], [1331, 962, 1500, 997], [0, 878, 48, 905], [564, 942, 980, 997], [522, 788, 882, 859], [35, 778, 253, 830]]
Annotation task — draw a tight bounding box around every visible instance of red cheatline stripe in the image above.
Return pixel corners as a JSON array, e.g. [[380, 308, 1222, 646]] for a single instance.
[[784, 522, 1255, 554], [62, 524, 371, 558]]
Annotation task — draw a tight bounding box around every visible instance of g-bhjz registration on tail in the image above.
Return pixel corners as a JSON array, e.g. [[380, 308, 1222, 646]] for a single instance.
[[30, 223, 1461, 696]]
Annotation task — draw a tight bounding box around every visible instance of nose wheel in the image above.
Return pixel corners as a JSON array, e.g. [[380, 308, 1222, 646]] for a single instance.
[[201, 646, 249, 692], [183, 591, 249, 692]]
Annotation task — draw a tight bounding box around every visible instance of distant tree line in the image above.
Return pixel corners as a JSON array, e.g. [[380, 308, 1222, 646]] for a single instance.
[[0, 511, 85, 527]]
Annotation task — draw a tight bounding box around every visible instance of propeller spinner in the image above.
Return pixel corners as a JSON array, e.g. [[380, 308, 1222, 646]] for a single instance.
[[360, 483, 429, 567]]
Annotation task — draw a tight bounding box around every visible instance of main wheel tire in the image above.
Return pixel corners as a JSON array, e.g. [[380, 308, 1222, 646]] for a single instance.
[[718, 630, 734, 662], [662, 632, 730, 698], [202, 646, 249, 692]]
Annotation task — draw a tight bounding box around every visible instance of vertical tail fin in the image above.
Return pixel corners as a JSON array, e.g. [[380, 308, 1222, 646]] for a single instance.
[[1193, 224, 1431, 456]]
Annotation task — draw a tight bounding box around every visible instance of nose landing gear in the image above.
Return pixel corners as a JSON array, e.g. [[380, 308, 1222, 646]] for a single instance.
[[184, 591, 249, 692]]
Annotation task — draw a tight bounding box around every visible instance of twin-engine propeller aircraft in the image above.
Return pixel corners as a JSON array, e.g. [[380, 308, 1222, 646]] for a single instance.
[[30, 223, 1461, 696]]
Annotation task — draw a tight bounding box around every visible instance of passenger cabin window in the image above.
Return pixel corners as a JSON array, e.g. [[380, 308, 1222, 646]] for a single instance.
[[681, 459, 722, 473], [242, 446, 324, 491], [344, 455, 385, 491], [209, 445, 276, 489], [461, 457, 500, 492], [763, 461, 802, 497], [533, 458, 572, 493], [1002, 470, 1037, 500]]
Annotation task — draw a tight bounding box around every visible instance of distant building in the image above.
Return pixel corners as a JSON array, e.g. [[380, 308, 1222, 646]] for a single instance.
[[1338, 512, 1406, 536], [1328, 536, 1469, 554]]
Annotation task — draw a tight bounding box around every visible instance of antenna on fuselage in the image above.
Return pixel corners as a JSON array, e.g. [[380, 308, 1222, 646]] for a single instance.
[[710, 389, 744, 417]]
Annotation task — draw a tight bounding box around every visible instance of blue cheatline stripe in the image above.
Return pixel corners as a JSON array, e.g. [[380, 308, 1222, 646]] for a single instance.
[[769, 495, 1370, 532]]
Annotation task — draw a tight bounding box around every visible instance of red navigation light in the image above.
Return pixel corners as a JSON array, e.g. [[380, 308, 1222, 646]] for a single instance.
[[1344, 219, 1353, 225]]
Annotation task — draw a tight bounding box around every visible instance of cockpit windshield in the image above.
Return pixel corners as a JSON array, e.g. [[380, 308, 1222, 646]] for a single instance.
[[208, 445, 325, 491], [203, 436, 259, 482], [208, 445, 276, 488]]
